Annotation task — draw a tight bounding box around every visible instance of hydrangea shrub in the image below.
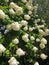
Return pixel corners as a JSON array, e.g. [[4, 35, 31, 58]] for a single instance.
[[0, 0, 49, 65]]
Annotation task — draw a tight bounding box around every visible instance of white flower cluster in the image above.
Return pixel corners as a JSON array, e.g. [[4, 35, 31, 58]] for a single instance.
[[8, 57, 19, 65], [34, 62, 39, 65], [6, 24, 12, 30], [33, 18, 49, 37], [21, 0, 27, 3], [0, 9, 6, 19], [34, 19, 45, 29], [38, 28, 49, 36], [9, 8, 15, 15], [40, 53, 47, 60], [29, 27, 33, 31], [23, 26, 28, 31], [26, 1, 33, 10], [33, 46, 38, 52], [45, 29, 49, 35], [30, 36, 35, 41], [33, 4, 38, 14], [22, 33, 29, 42], [16, 48, 25, 56], [9, 2, 23, 15], [21, 20, 28, 26], [34, 19, 40, 23], [12, 38, 19, 44], [36, 38, 40, 42], [38, 29, 46, 36], [7, 20, 28, 31], [11, 22, 20, 31], [4, 0, 9, 2], [24, 14, 31, 20], [41, 38, 47, 45], [0, 44, 6, 53], [7, 22, 20, 31], [40, 38, 47, 49], [28, 11, 32, 15]]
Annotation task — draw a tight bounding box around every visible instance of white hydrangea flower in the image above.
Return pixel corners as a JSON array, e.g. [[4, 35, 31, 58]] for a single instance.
[[30, 36, 35, 41], [23, 26, 28, 31], [39, 25, 44, 28], [34, 62, 39, 65], [16, 7, 23, 15], [40, 53, 47, 60], [28, 11, 32, 15], [21, 0, 27, 3], [37, 25, 44, 29], [24, 14, 31, 20], [29, 27, 33, 31], [4, 0, 9, 2], [34, 20, 38, 24], [34, 19, 40, 24], [39, 43, 45, 49], [35, 23, 38, 26], [33, 47, 38, 52], [16, 48, 25, 56], [45, 29, 49, 35], [9, 9, 15, 15], [33, 4, 38, 14], [10, 2, 23, 15], [36, 38, 40, 42], [35, 15, 38, 17], [41, 20, 45, 23], [21, 20, 28, 26], [39, 29, 43, 33], [38, 29, 46, 36], [10, 2, 19, 9], [28, 0, 33, 4], [0, 44, 6, 53], [11, 22, 20, 31], [37, 19, 40, 22], [12, 38, 19, 44], [0, 9, 6, 19], [22, 34, 29, 42], [33, 4, 38, 10], [26, 3, 32, 10], [8, 57, 19, 65], [6, 24, 12, 30], [41, 38, 47, 45]]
